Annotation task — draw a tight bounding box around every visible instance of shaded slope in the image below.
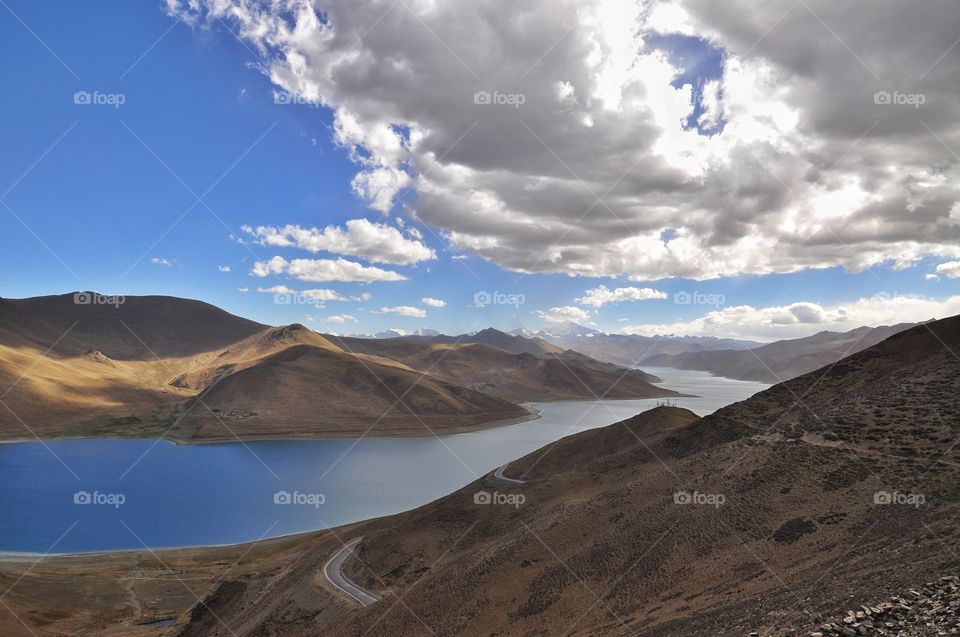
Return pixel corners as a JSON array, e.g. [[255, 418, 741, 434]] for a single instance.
[[0, 292, 265, 359]]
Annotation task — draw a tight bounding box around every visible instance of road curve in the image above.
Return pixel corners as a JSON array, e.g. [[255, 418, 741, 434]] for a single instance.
[[492, 462, 527, 484], [323, 538, 381, 606]]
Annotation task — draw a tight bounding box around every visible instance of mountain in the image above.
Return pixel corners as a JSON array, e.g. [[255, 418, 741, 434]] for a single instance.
[[186, 325, 527, 439], [349, 328, 442, 338], [325, 332, 677, 402], [173, 315, 960, 637], [390, 327, 566, 357], [513, 321, 602, 339], [0, 294, 528, 440], [519, 322, 761, 366], [643, 323, 917, 382]]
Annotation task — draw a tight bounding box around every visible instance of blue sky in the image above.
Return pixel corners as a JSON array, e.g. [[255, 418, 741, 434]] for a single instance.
[[1, 0, 958, 340]]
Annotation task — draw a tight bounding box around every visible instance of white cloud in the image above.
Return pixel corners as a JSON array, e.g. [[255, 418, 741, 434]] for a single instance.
[[242, 219, 435, 265], [251, 256, 406, 282], [620, 294, 960, 341], [150, 257, 174, 267], [218, 265, 231, 272], [936, 261, 960, 279], [256, 285, 294, 294], [375, 306, 427, 318], [170, 0, 960, 281], [352, 292, 373, 302], [926, 274, 940, 281], [237, 287, 250, 293], [256, 286, 349, 302], [576, 285, 668, 308], [536, 306, 592, 323], [323, 314, 358, 324], [421, 297, 446, 308]]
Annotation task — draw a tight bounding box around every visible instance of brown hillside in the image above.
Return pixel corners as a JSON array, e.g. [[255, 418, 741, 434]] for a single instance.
[[172, 315, 960, 637], [328, 335, 680, 402]]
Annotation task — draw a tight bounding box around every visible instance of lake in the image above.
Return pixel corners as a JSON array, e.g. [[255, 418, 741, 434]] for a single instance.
[[0, 368, 767, 554]]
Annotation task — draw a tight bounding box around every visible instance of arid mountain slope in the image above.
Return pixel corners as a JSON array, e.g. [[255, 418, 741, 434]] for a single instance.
[[175, 316, 960, 637], [392, 327, 565, 356], [644, 322, 917, 382], [0, 294, 530, 439], [328, 334, 675, 402], [0, 293, 266, 359], [185, 326, 529, 439]]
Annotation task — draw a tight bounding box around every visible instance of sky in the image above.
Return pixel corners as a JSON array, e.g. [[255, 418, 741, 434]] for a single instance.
[[1, 0, 959, 341]]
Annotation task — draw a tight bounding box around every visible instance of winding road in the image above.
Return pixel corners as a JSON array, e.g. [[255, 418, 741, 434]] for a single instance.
[[492, 462, 527, 484], [323, 538, 381, 606]]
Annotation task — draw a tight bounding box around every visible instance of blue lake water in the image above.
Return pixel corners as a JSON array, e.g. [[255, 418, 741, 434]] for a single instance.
[[0, 368, 767, 554]]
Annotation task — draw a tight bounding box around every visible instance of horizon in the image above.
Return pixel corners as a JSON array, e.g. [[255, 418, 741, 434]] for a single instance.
[[2, 1, 960, 342]]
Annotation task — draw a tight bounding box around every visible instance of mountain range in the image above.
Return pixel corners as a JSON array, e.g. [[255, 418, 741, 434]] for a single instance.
[[641, 323, 918, 382], [0, 293, 679, 441], [517, 322, 762, 366]]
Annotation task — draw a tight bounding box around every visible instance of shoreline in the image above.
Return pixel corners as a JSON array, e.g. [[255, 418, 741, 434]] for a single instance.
[[0, 391, 694, 446], [0, 406, 545, 446]]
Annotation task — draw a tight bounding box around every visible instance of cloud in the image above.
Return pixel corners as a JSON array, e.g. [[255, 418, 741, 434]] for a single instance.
[[936, 261, 960, 279], [218, 265, 231, 272], [323, 314, 358, 324], [242, 219, 435, 265], [170, 0, 960, 281], [256, 286, 348, 302], [421, 297, 446, 308], [576, 285, 668, 308], [251, 256, 406, 282], [620, 294, 960, 341], [150, 257, 174, 267], [237, 287, 250, 293], [352, 292, 373, 302], [375, 306, 427, 318], [536, 306, 592, 323]]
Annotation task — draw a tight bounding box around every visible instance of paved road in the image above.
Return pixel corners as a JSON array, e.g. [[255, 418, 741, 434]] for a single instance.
[[323, 538, 381, 606], [492, 462, 527, 484]]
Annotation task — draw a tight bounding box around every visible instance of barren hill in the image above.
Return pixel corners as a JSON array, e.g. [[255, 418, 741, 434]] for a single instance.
[[643, 322, 916, 382], [327, 334, 676, 402], [390, 327, 565, 356], [173, 316, 960, 637], [0, 294, 530, 440]]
